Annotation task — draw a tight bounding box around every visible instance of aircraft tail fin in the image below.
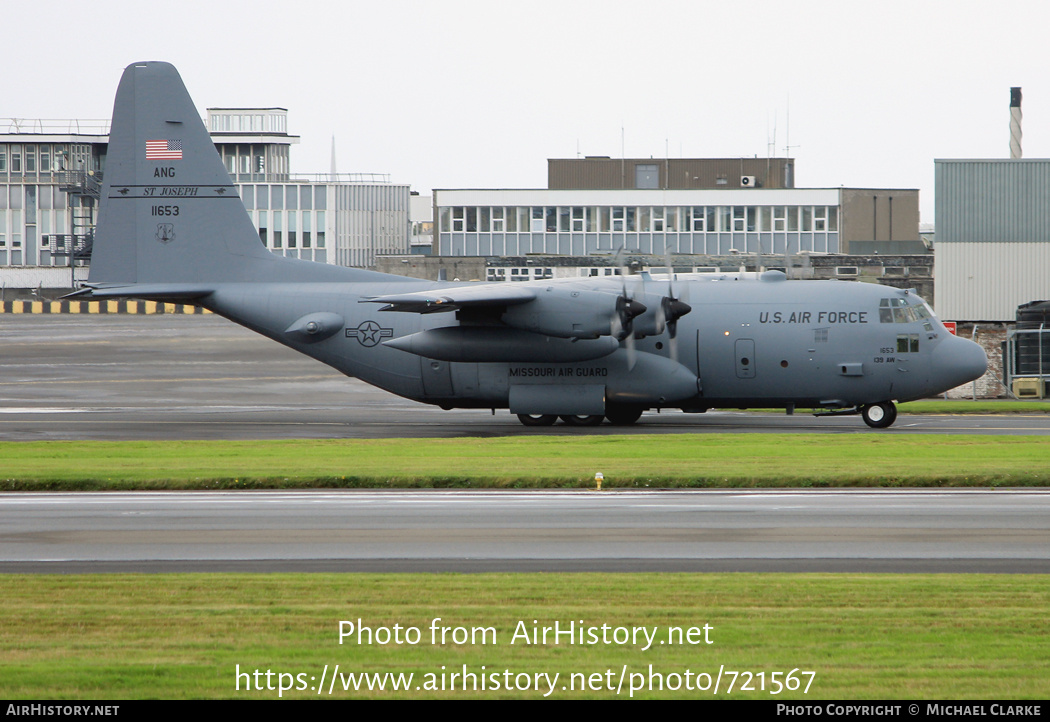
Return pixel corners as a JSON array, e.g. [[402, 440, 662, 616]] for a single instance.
[[89, 62, 281, 287]]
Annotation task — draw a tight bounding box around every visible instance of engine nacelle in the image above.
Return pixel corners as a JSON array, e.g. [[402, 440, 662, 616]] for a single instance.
[[500, 287, 636, 339]]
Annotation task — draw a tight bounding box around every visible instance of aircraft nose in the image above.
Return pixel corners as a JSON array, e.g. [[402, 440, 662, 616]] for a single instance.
[[933, 335, 988, 390]]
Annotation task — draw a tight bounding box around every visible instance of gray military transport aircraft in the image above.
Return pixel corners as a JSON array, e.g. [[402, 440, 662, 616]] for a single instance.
[[75, 62, 987, 428]]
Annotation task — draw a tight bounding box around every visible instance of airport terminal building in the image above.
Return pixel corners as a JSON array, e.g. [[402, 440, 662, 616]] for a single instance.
[[0, 108, 410, 275]]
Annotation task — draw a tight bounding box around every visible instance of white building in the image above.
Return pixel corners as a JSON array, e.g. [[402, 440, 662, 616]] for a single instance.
[[0, 108, 409, 277], [433, 187, 922, 258]]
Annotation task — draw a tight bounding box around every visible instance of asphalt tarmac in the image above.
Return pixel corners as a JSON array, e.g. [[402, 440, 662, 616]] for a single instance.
[[3, 314, 1048, 573], [2, 314, 1046, 440]]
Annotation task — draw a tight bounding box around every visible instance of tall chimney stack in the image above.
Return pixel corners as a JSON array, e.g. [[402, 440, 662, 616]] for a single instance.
[[1010, 87, 1023, 159]]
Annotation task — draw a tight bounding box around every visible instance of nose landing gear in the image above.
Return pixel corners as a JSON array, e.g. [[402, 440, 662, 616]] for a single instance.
[[860, 401, 897, 429]]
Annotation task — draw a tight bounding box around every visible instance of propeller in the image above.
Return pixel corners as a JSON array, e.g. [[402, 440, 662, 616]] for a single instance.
[[610, 247, 647, 369], [657, 247, 692, 361]]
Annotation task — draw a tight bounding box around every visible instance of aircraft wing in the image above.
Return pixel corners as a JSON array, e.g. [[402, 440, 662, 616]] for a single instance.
[[364, 283, 537, 313]]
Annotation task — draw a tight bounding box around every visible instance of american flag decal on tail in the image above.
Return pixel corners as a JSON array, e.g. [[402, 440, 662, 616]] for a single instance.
[[146, 139, 182, 160]]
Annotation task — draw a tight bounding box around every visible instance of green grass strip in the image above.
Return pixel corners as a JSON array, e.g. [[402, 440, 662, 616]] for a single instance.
[[2, 434, 1050, 489], [1, 573, 1046, 699], [899, 400, 1050, 415]]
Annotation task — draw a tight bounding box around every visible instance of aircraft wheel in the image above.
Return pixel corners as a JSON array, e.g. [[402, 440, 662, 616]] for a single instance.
[[560, 415, 605, 426], [517, 414, 558, 427], [861, 402, 897, 429], [605, 404, 643, 426]]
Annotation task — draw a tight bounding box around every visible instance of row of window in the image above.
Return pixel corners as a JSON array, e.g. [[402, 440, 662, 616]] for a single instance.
[[0, 144, 95, 175], [440, 205, 839, 234], [0, 185, 70, 210], [220, 145, 290, 179], [0, 208, 73, 250], [209, 111, 287, 134]]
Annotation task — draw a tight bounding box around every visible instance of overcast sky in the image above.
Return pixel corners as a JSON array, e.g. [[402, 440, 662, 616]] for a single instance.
[[6, 0, 1049, 222]]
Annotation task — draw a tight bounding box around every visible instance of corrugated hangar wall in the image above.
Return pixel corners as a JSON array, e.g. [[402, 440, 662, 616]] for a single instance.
[[334, 184, 410, 268], [935, 159, 1050, 321]]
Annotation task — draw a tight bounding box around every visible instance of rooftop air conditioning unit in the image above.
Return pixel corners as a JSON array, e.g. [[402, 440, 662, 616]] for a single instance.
[[741, 175, 757, 187]]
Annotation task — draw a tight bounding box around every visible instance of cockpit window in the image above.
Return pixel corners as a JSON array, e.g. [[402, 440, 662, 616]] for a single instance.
[[880, 297, 929, 324]]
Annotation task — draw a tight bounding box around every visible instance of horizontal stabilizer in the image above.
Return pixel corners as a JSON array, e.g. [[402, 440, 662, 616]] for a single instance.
[[71, 282, 215, 302]]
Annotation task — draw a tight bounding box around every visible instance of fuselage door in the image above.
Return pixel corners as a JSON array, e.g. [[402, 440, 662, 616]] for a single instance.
[[735, 338, 756, 379]]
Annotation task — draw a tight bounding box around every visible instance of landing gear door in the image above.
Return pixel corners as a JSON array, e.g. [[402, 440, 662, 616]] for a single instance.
[[735, 339, 756, 379], [420, 358, 454, 398]]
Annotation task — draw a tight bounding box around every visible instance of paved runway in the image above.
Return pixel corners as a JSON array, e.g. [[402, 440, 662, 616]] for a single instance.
[[1, 314, 1046, 440], [2, 489, 1048, 573]]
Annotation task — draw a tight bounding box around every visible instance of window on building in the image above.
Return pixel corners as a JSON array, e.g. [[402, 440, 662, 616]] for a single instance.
[[11, 147, 21, 173], [491, 207, 504, 232], [288, 212, 297, 247], [760, 206, 771, 232], [466, 207, 477, 232], [11, 209, 21, 247], [802, 207, 813, 232], [273, 211, 282, 248], [572, 206, 584, 232], [814, 206, 827, 232], [302, 212, 311, 247], [452, 207, 465, 232], [651, 207, 664, 232], [732, 206, 745, 232], [625, 207, 636, 232], [773, 206, 786, 232], [828, 207, 838, 232], [316, 211, 325, 248], [546, 207, 557, 233], [666, 207, 678, 232], [257, 211, 268, 245], [718, 206, 731, 232], [558, 207, 570, 232], [531, 207, 545, 233], [690, 207, 705, 232]]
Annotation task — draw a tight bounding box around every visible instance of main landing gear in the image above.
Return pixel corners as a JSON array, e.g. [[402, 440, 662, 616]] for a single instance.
[[515, 404, 645, 427], [860, 401, 897, 429]]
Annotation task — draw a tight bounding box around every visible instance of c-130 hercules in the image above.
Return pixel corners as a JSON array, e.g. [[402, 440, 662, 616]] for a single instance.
[[76, 62, 987, 428]]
